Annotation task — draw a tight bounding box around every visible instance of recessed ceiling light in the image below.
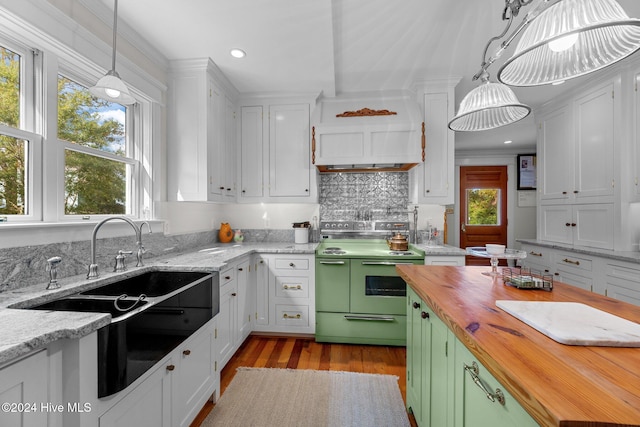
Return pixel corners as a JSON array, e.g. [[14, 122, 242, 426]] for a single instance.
[[230, 48, 246, 59], [504, 140, 513, 144]]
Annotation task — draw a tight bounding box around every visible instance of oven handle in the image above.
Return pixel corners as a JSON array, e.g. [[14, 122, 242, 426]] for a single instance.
[[319, 260, 346, 265], [360, 261, 415, 266], [344, 315, 396, 322]]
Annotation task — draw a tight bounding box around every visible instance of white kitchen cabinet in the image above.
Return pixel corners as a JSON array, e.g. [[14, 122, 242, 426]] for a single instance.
[[269, 104, 311, 197], [217, 265, 237, 368], [240, 106, 264, 198], [253, 254, 315, 334], [539, 80, 617, 205], [424, 255, 465, 266], [255, 255, 270, 326], [539, 203, 614, 250], [0, 350, 48, 427], [217, 255, 253, 369], [99, 319, 216, 427], [172, 322, 216, 427], [222, 95, 237, 199], [538, 104, 574, 203], [410, 91, 455, 204], [167, 58, 237, 202], [519, 243, 552, 274], [605, 261, 640, 306], [99, 357, 173, 427], [551, 251, 599, 293], [238, 98, 317, 203]]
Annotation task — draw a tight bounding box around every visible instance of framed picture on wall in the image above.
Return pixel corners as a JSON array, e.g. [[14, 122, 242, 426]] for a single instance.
[[517, 154, 536, 190]]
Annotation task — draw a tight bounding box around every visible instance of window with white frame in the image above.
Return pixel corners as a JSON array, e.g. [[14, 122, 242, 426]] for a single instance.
[[0, 41, 38, 219], [57, 74, 136, 216], [0, 30, 145, 223]]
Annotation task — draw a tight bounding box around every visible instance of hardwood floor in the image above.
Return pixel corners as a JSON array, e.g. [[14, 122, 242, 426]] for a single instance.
[[190, 334, 412, 426]]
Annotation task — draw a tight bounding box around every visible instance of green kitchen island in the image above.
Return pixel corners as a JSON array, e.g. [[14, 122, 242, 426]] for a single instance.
[[398, 265, 640, 427]]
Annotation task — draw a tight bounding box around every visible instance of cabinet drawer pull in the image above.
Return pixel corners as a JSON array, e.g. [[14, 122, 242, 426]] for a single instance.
[[319, 261, 345, 265], [562, 258, 580, 266], [463, 362, 505, 405], [183, 349, 191, 356], [166, 364, 175, 371], [283, 285, 302, 290], [529, 251, 542, 257], [344, 315, 395, 322], [283, 313, 301, 319]]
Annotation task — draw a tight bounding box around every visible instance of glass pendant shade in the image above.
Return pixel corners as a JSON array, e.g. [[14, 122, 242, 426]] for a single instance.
[[89, 70, 136, 105], [448, 80, 531, 131], [498, 0, 640, 86]]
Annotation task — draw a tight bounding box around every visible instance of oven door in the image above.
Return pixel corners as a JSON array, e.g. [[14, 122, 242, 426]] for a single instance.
[[350, 259, 421, 315]]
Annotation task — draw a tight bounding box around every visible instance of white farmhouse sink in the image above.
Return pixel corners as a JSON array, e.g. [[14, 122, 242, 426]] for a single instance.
[[496, 300, 640, 347]]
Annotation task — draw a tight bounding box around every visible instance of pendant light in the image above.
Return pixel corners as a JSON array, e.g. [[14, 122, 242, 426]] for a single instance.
[[498, 0, 640, 87], [89, 0, 136, 105], [448, 72, 531, 132]]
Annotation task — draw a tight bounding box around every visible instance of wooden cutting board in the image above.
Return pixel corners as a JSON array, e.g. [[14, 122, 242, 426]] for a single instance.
[[495, 300, 640, 347]]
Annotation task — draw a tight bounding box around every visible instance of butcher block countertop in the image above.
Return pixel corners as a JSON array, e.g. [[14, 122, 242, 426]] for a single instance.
[[396, 265, 640, 427]]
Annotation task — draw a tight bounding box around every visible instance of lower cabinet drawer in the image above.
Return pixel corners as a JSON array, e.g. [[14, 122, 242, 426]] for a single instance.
[[315, 312, 406, 346], [274, 276, 310, 298], [275, 304, 310, 327]]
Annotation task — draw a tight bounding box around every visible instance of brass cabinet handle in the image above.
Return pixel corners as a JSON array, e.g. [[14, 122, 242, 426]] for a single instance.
[[464, 362, 505, 405], [183, 349, 191, 356], [529, 251, 542, 257], [283, 313, 301, 319], [562, 258, 580, 266], [283, 285, 302, 290], [166, 364, 175, 371]]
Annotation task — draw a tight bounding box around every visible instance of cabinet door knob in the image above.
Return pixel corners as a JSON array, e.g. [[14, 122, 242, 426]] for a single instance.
[[231, 292, 237, 296], [219, 186, 225, 190], [289, 262, 295, 267], [421, 311, 430, 319], [238, 267, 243, 271], [565, 223, 571, 227], [412, 301, 420, 309], [183, 349, 191, 356], [571, 223, 577, 227], [166, 364, 175, 371], [225, 276, 231, 280]]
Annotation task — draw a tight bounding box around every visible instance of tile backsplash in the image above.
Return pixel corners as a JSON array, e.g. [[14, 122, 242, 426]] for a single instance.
[[319, 172, 409, 221]]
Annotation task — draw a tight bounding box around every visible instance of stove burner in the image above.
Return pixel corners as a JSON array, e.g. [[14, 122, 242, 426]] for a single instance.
[[323, 249, 346, 255], [389, 251, 415, 256]]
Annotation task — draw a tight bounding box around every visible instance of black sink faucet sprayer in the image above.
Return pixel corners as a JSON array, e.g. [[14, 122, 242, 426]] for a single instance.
[[87, 217, 149, 279]]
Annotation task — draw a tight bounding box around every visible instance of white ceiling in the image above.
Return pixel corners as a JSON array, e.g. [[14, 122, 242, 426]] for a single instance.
[[105, 0, 640, 152]]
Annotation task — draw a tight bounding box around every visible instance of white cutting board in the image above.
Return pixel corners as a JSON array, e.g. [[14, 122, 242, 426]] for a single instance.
[[495, 300, 640, 347]]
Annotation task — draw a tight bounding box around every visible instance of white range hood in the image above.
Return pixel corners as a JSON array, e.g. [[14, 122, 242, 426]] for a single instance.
[[311, 92, 424, 173]]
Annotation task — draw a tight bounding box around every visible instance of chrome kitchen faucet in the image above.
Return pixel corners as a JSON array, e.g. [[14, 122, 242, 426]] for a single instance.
[[87, 216, 148, 279]]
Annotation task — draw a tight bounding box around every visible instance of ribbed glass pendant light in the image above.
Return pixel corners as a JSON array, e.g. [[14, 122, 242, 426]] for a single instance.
[[498, 0, 640, 86], [448, 74, 531, 132]]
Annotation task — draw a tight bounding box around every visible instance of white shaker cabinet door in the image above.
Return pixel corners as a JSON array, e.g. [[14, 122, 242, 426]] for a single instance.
[[240, 106, 264, 198], [539, 104, 574, 203], [269, 104, 311, 197], [573, 80, 617, 202]]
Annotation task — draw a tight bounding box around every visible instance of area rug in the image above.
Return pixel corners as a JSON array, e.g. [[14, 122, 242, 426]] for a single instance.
[[202, 367, 410, 427]]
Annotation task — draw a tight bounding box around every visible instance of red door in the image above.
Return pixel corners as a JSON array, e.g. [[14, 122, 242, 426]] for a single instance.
[[460, 166, 508, 266]]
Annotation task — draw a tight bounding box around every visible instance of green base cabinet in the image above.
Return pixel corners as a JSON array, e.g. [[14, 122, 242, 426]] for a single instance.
[[407, 289, 536, 427], [453, 341, 537, 427]]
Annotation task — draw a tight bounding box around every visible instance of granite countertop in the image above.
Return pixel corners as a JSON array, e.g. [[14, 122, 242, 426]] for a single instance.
[[517, 238, 640, 264], [413, 243, 467, 256], [0, 242, 317, 366]]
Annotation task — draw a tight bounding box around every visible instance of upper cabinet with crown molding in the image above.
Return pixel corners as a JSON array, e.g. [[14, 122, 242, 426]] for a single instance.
[[409, 81, 457, 205], [167, 58, 237, 203], [238, 98, 317, 203]]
